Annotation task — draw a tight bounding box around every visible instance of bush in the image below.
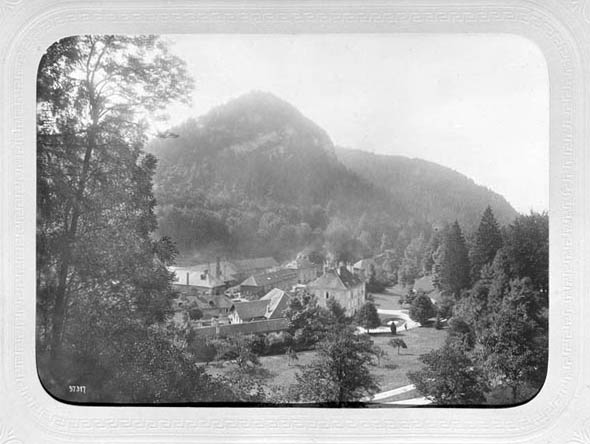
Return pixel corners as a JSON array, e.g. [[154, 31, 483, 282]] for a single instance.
[[188, 307, 203, 320], [409, 293, 436, 325]]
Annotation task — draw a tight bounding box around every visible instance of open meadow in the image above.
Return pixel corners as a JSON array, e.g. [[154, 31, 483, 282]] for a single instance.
[[205, 324, 447, 397]]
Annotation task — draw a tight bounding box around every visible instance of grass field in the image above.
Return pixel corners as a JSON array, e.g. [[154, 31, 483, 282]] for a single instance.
[[206, 324, 447, 396], [369, 327, 446, 391]]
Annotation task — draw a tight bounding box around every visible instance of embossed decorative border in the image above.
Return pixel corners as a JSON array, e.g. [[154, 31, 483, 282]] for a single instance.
[[0, 0, 588, 442]]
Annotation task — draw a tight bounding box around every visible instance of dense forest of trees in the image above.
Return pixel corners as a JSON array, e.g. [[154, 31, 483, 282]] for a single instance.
[[408, 209, 548, 405]]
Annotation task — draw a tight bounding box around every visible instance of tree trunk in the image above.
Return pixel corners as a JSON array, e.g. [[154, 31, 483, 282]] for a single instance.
[[49, 125, 97, 359]]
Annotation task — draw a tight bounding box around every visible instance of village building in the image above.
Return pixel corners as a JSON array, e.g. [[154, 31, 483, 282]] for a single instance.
[[239, 268, 298, 298], [228, 288, 291, 324], [260, 288, 291, 319], [307, 265, 366, 315], [228, 300, 269, 324], [352, 258, 377, 281], [173, 291, 234, 320], [285, 257, 321, 284], [230, 257, 279, 282], [171, 256, 278, 289], [172, 267, 228, 296]]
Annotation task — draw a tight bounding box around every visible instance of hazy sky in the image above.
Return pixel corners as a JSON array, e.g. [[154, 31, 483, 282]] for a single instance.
[[161, 34, 549, 214]]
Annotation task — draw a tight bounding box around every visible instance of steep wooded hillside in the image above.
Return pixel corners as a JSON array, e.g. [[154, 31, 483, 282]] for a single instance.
[[335, 147, 518, 230], [147, 91, 517, 261]]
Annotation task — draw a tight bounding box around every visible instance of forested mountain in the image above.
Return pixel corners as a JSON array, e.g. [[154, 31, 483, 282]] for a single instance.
[[335, 147, 518, 230], [148, 91, 518, 261]]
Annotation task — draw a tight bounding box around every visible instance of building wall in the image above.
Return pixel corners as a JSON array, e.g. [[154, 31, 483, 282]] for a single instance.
[[190, 318, 289, 338], [312, 283, 365, 316], [296, 267, 319, 284]]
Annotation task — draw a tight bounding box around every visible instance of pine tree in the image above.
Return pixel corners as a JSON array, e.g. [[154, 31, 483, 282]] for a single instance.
[[470, 206, 503, 283], [421, 228, 442, 276], [433, 221, 470, 298], [356, 302, 381, 332]]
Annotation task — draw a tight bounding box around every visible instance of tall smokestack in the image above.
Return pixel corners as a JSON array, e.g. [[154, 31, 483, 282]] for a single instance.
[[186, 272, 189, 285], [216, 257, 221, 278]]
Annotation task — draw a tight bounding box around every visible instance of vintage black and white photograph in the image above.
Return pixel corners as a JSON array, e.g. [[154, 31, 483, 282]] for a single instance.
[[36, 34, 549, 406]]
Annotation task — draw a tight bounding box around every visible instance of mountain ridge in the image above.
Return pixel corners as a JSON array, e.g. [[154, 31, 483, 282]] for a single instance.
[[334, 146, 518, 228], [148, 91, 518, 260]]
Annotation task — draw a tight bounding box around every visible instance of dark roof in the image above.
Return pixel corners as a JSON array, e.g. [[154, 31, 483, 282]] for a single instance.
[[308, 268, 363, 291], [231, 257, 278, 272], [231, 300, 269, 321], [240, 269, 298, 288], [260, 288, 291, 319], [338, 267, 363, 288]]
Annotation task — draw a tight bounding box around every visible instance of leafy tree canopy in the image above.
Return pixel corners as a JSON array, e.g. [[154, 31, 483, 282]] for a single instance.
[[408, 342, 489, 405], [37, 35, 198, 402], [409, 292, 436, 325], [288, 328, 379, 405]]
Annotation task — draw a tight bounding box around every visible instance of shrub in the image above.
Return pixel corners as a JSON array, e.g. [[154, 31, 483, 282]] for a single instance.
[[409, 293, 436, 325]]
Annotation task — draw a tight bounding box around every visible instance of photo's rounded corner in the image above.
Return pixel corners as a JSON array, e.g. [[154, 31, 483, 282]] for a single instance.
[[34, 353, 88, 408]]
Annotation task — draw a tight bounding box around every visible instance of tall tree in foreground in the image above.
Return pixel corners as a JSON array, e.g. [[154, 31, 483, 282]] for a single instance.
[[469, 206, 503, 283], [288, 328, 379, 405], [36, 35, 198, 401], [37, 35, 193, 356]]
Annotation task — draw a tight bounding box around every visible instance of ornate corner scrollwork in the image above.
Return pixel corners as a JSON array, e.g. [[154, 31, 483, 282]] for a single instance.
[[0, 0, 22, 25], [568, 418, 590, 444], [0, 424, 22, 444], [568, 0, 590, 23]]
